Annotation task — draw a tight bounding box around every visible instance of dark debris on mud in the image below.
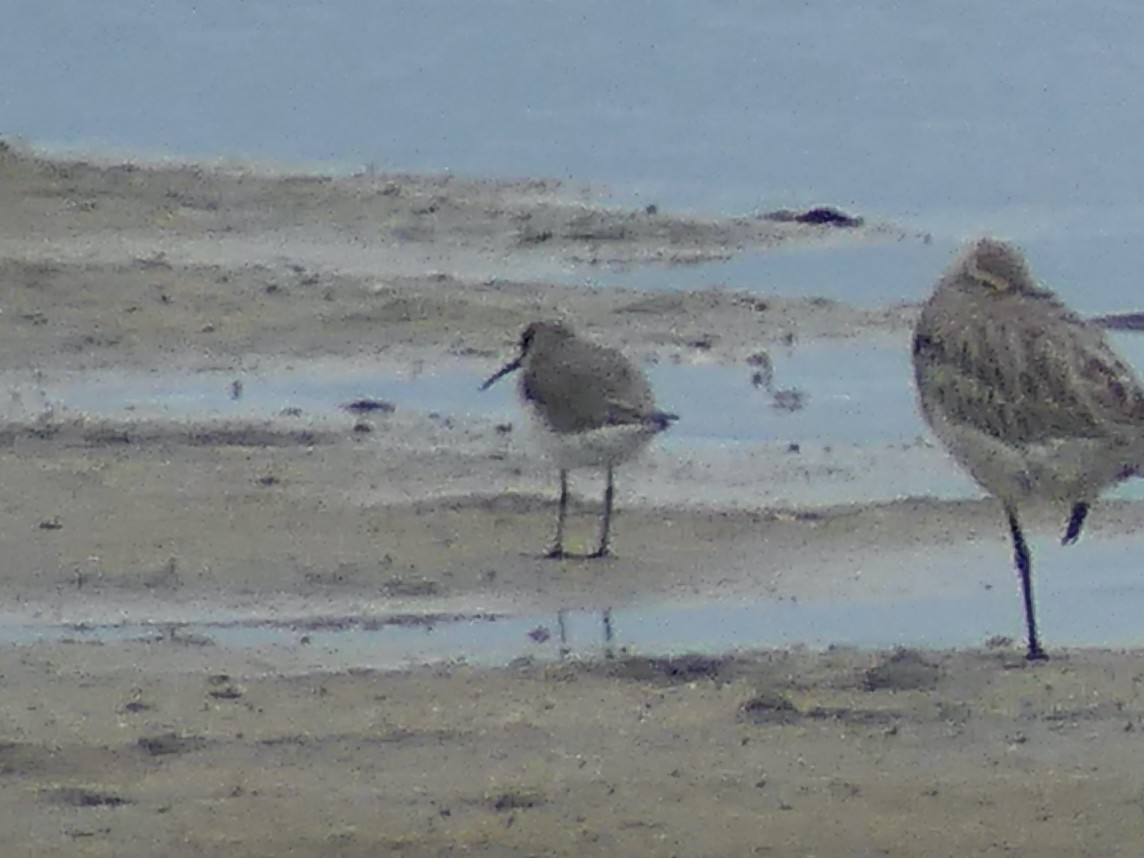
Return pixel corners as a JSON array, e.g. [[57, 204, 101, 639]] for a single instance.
[[589, 653, 736, 685], [44, 787, 132, 808]]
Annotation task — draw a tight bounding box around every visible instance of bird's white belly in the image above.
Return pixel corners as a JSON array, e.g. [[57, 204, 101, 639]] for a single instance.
[[530, 416, 657, 470]]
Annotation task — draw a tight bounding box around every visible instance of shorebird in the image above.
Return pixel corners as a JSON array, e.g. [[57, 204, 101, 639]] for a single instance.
[[481, 320, 678, 558], [913, 237, 1144, 660]]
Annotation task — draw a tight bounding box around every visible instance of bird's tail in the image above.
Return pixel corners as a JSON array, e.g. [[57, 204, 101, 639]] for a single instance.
[[648, 411, 680, 432]]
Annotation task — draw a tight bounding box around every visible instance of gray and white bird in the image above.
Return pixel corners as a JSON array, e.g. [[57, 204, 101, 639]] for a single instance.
[[481, 320, 678, 558], [913, 237, 1144, 659]]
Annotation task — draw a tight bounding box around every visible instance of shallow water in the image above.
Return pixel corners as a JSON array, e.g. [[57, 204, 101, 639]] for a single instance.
[[27, 341, 920, 443], [33, 330, 1144, 442], [7, 335, 1144, 658], [8, 1, 1144, 221], [4, 530, 1143, 669], [16, 329, 1144, 511], [585, 240, 951, 308], [5, 334, 1144, 665], [586, 231, 1144, 318]]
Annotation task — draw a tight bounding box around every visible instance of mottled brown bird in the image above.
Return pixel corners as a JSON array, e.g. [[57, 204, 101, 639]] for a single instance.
[[481, 320, 677, 557], [913, 237, 1144, 659]]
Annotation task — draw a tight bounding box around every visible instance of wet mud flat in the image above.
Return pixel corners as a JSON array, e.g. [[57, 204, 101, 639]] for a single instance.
[[4, 642, 1144, 857], [2, 146, 1143, 855], [4, 408, 1144, 626], [0, 409, 1142, 855], [0, 143, 918, 374]]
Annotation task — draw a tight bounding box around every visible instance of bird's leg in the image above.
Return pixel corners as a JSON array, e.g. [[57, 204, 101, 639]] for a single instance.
[[1061, 501, 1089, 545], [546, 469, 569, 559], [1007, 506, 1047, 661], [590, 467, 614, 558]]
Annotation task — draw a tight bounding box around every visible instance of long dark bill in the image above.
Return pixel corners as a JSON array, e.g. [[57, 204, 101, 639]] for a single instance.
[[479, 356, 522, 391]]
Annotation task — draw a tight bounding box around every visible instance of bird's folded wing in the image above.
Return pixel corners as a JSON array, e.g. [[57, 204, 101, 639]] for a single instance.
[[915, 314, 1144, 446]]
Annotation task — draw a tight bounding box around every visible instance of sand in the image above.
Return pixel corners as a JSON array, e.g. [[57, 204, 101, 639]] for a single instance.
[[1, 141, 1142, 856]]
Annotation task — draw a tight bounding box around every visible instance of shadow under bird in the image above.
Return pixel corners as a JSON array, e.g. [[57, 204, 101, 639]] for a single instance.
[[481, 320, 678, 558], [913, 237, 1144, 660]]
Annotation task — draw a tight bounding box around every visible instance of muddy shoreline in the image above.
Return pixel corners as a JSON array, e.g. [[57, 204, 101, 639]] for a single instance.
[[2, 145, 1143, 856], [0, 143, 921, 372]]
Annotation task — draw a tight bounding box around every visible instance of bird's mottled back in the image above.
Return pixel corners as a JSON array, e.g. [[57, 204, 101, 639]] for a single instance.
[[519, 322, 657, 434], [913, 238, 1144, 447]]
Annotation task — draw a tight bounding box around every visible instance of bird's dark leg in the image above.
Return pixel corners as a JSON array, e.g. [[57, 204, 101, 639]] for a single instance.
[[1007, 506, 1047, 661], [590, 466, 614, 558], [546, 469, 569, 559], [1061, 501, 1089, 546]]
